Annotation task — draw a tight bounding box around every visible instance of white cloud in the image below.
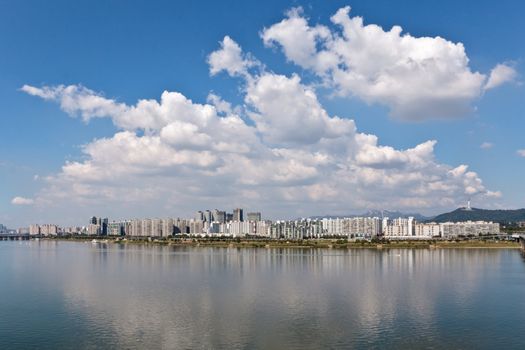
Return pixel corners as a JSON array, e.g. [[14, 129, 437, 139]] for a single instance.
[[518, 149, 525, 157], [11, 196, 34, 205], [261, 8, 336, 73], [21, 84, 127, 123], [245, 73, 355, 145], [485, 63, 518, 90], [21, 36, 501, 219], [480, 142, 493, 149], [207, 36, 258, 78], [262, 6, 515, 121]]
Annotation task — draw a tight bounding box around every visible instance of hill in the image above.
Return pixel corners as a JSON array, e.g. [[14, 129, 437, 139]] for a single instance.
[[431, 208, 525, 223]]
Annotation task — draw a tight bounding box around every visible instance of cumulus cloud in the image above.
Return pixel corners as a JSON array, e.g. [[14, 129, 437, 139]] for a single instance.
[[484, 63, 518, 90], [262, 6, 515, 121], [21, 32, 501, 218], [245, 73, 355, 145], [11, 196, 34, 205], [480, 142, 493, 149], [518, 149, 525, 157], [208, 36, 259, 78]]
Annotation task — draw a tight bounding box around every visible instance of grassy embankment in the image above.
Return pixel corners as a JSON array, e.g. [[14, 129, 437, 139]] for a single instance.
[[44, 236, 521, 249]]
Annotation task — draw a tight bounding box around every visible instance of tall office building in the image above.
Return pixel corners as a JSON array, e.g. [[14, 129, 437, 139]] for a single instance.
[[101, 218, 108, 235], [213, 209, 226, 223], [195, 211, 204, 221], [233, 208, 244, 222], [204, 210, 213, 223], [247, 212, 261, 222]]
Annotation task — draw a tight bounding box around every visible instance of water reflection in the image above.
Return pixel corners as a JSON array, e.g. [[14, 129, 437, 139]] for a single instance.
[[0, 241, 524, 349]]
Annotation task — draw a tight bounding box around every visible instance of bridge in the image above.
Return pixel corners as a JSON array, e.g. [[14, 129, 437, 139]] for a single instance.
[[511, 234, 525, 250], [0, 233, 30, 241]]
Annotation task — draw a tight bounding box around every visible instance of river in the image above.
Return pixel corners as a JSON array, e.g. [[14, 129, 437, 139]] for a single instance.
[[1, 241, 524, 349]]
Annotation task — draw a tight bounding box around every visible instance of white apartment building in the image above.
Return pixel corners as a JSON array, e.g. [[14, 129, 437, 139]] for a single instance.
[[162, 218, 174, 237], [256, 220, 272, 237], [322, 218, 344, 236], [229, 221, 251, 237], [130, 219, 142, 236], [414, 223, 441, 238], [29, 224, 40, 235], [189, 220, 204, 235], [87, 223, 101, 236], [439, 221, 500, 238], [321, 217, 381, 237], [382, 217, 415, 238], [29, 224, 59, 236]]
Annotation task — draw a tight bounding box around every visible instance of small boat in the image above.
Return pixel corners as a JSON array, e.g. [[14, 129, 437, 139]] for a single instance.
[[91, 239, 98, 244]]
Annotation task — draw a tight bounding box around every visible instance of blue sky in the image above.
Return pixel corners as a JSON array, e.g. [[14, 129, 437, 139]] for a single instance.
[[1, 0, 523, 227]]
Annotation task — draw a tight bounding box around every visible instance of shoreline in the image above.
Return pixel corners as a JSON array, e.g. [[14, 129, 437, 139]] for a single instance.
[[32, 237, 522, 250]]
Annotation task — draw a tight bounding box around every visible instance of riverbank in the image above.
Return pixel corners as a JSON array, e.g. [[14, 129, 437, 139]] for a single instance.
[[39, 236, 521, 249]]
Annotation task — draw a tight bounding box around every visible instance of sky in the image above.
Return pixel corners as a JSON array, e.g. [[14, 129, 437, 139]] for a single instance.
[[1, 0, 524, 227]]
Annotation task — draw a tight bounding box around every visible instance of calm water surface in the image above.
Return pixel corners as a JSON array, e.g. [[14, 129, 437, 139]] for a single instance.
[[1, 241, 525, 349]]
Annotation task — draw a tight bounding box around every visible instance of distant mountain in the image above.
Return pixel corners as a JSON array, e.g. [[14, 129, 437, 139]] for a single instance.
[[360, 210, 431, 222], [431, 207, 525, 223], [308, 210, 431, 221]]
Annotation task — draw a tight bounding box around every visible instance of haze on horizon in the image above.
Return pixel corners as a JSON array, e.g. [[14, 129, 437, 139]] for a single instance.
[[1, 0, 524, 227]]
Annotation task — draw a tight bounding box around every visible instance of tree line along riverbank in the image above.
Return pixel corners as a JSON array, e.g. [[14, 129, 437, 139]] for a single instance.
[[36, 236, 521, 249]]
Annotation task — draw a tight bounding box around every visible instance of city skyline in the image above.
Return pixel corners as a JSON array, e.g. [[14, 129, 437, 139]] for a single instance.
[[19, 210, 502, 240], [1, 1, 524, 228]]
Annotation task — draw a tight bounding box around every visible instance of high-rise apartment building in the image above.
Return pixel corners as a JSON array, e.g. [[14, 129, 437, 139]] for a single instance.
[[130, 219, 142, 236], [151, 218, 162, 237], [29, 224, 40, 235], [87, 223, 101, 235], [162, 218, 174, 237], [141, 219, 152, 237]]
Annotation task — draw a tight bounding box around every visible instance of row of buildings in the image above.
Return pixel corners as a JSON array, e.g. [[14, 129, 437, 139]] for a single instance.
[[265, 217, 499, 239], [194, 208, 261, 224], [26, 215, 500, 240], [29, 224, 59, 236]]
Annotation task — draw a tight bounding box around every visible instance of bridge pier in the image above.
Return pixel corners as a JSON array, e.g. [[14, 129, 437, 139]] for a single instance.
[[0, 234, 30, 241], [519, 236, 525, 250]]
